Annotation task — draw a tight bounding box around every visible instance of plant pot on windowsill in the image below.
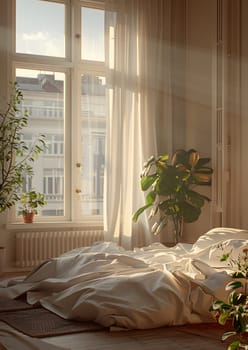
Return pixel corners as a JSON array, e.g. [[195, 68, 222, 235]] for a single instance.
[[18, 190, 46, 224], [22, 211, 35, 224]]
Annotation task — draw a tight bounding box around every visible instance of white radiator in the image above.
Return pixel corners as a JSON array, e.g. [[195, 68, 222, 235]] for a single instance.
[[16, 230, 104, 268]]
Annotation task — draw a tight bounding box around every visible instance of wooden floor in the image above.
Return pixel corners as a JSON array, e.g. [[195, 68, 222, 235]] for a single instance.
[[0, 320, 229, 350], [43, 323, 228, 350]]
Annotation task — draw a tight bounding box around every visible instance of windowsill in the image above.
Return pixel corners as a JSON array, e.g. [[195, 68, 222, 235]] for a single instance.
[[6, 221, 104, 231]]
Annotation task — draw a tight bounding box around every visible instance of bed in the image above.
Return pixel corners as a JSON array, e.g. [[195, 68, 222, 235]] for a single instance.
[[0, 227, 247, 348]]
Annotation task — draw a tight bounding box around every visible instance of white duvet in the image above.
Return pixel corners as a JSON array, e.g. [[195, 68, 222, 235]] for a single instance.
[[1, 227, 248, 330]]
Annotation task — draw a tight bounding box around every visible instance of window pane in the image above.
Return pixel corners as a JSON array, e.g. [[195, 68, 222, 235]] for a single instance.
[[16, 68, 65, 217], [80, 75, 106, 215], [81, 7, 104, 61], [16, 0, 65, 57]]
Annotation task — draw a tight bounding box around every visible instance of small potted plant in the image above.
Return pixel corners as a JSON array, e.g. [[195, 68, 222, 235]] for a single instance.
[[210, 247, 248, 349], [133, 149, 213, 243], [18, 190, 47, 223]]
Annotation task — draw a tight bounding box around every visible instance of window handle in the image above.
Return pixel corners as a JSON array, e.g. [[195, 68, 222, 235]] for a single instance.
[[75, 189, 81, 194]]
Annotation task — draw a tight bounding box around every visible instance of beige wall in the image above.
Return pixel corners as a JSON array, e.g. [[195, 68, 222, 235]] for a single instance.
[[160, 0, 216, 244], [0, 0, 16, 270], [240, 0, 248, 229], [180, 0, 216, 242]]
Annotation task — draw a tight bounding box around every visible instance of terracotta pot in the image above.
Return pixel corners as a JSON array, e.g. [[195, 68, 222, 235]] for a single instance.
[[23, 212, 35, 223]]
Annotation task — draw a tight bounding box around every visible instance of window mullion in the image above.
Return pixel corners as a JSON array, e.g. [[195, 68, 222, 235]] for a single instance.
[[71, 67, 83, 221], [64, 69, 72, 220], [71, 0, 83, 221]]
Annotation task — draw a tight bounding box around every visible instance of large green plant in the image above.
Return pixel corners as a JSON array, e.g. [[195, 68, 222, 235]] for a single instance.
[[0, 83, 46, 213], [133, 149, 213, 243]]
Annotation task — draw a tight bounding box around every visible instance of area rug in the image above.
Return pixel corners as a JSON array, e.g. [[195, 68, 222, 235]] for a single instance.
[[0, 297, 36, 312], [0, 307, 105, 338]]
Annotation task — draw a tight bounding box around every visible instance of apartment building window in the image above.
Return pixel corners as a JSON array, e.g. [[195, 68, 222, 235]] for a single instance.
[[14, 0, 106, 222], [21, 176, 33, 193], [43, 169, 64, 195], [45, 135, 64, 156]]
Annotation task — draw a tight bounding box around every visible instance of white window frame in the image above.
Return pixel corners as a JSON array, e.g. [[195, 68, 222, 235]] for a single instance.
[[8, 0, 106, 227]]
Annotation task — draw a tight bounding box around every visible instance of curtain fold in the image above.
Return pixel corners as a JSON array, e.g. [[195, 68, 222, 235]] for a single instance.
[[104, 0, 173, 248]]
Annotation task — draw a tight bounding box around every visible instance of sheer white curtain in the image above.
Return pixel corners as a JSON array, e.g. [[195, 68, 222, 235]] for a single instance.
[[104, 0, 173, 249]]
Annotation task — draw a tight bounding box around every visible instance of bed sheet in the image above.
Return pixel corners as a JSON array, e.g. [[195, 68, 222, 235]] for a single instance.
[[0, 227, 247, 330]]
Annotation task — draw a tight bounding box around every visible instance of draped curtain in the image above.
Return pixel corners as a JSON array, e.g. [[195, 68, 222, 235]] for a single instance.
[[104, 0, 173, 249]]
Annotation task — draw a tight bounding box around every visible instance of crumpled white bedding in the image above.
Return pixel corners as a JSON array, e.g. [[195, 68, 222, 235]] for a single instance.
[[1, 227, 248, 331]]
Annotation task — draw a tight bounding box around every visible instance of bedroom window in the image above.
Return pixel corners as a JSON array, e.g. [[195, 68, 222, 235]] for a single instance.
[[13, 0, 106, 223]]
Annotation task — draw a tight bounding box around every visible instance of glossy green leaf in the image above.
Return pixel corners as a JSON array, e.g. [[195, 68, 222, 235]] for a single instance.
[[141, 175, 157, 191], [187, 149, 199, 168], [218, 310, 230, 325], [211, 300, 231, 311], [222, 331, 237, 341], [226, 281, 244, 291], [171, 149, 187, 166], [132, 202, 153, 222], [181, 201, 201, 223], [232, 272, 247, 279], [233, 313, 246, 332], [227, 340, 240, 350], [194, 157, 211, 168]]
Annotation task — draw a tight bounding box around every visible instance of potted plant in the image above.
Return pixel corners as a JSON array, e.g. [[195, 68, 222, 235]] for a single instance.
[[210, 248, 248, 350], [133, 149, 213, 243], [0, 82, 46, 213], [18, 190, 47, 223]]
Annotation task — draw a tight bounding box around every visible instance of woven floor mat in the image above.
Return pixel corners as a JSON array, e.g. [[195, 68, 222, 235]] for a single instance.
[[0, 297, 36, 312], [0, 307, 104, 338]]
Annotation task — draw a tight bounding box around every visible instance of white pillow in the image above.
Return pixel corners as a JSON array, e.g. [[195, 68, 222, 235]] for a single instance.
[[192, 227, 248, 251], [208, 239, 248, 267]]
